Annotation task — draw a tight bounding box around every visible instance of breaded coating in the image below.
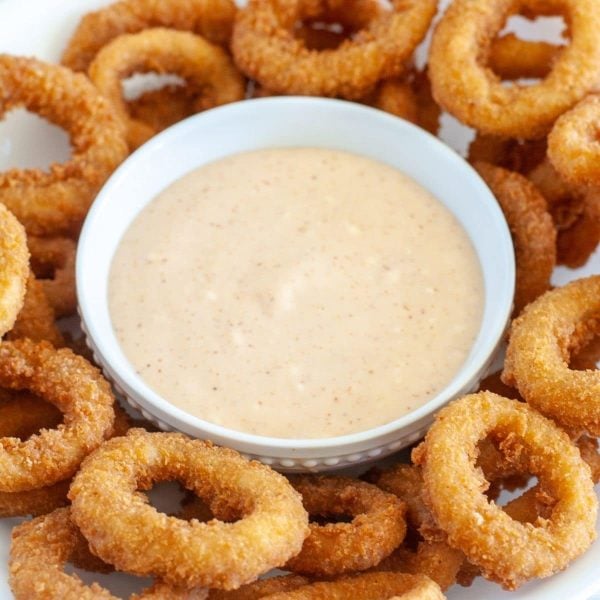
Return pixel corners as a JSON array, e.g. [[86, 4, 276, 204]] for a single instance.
[[475, 162, 556, 314], [69, 431, 309, 590], [503, 276, 600, 434], [284, 475, 406, 576], [0, 204, 28, 338]]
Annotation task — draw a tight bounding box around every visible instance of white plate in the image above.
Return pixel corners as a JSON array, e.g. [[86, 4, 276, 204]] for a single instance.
[[0, 1, 599, 598]]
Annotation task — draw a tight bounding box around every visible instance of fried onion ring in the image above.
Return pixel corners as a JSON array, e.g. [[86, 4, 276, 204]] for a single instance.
[[0, 399, 133, 518], [555, 188, 600, 267], [468, 135, 547, 175], [365, 463, 438, 540], [577, 435, 600, 482], [469, 435, 600, 528], [548, 94, 600, 187], [0, 55, 128, 237], [0, 388, 62, 440], [128, 86, 198, 135], [61, 0, 237, 72], [368, 78, 418, 124], [88, 28, 246, 150], [0, 204, 28, 338], [207, 576, 310, 599], [295, 25, 346, 51], [265, 572, 444, 600], [375, 541, 464, 592], [27, 236, 76, 318], [0, 391, 68, 517], [503, 276, 600, 433], [369, 436, 528, 536], [284, 475, 406, 577], [0, 480, 70, 519], [489, 34, 561, 80], [477, 370, 522, 401], [429, 0, 600, 138], [69, 430, 309, 589], [9, 507, 208, 600], [232, 0, 437, 99], [0, 339, 115, 492], [294, 0, 383, 51], [474, 162, 556, 314], [6, 274, 65, 347], [527, 158, 584, 229], [410, 69, 441, 136], [367, 69, 440, 135], [572, 329, 600, 370], [0, 403, 132, 519], [413, 392, 597, 590], [527, 159, 600, 267]]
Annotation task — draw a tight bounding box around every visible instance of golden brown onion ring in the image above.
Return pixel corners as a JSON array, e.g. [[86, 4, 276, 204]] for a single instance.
[[265, 572, 444, 599], [367, 78, 418, 124], [0, 339, 115, 492], [6, 274, 65, 347], [489, 33, 561, 80], [527, 159, 584, 230], [0, 389, 62, 439], [413, 392, 597, 590], [207, 576, 310, 599], [366, 70, 440, 136], [0, 55, 128, 237], [69, 430, 309, 590], [474, 162, 556, 314], [468, 135, 547, 175], [9, 507, 208, 599], [27, 236, 76, 318], [527, 159, 600, 267], [284, 475, 407, 577], [232, 0, 437, 99], [365, 463, 439, 540], [88, 28, 246, 150], [0, 204, 28, 337], [0, 480, 70, 519], [503, 276, 600, 433], [0, 402, 131, 519], [548, 94, 600, 188], [61, 0, 237, 72], [555, 188, 600, 267], [375, 541, 464, 592], [294, 0, 384, 51], [429, 0, 600, 138], [0, 391, 67, 518], [128, 86, 198, 135]]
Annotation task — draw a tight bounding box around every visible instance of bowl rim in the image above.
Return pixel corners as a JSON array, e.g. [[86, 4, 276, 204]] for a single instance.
[[77, 96, 515, 453]]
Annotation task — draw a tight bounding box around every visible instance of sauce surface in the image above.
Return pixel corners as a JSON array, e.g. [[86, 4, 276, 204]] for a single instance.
[[109, 148, 484, 438]]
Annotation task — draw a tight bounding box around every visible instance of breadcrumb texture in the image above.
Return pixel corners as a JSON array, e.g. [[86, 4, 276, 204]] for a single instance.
[[0, 55, 128, 236], [475, 162, 556, 315], [0, 339, 115, 492], [27, 236, 76, 318], [503, 276, 600, 432], [284, 475, 406, 576], [414, 392, 597, 590], [232, 0, 437, 99], [9, 507, 207, 599], [88, 28, 245, 150], [69, 431, 309, 590], [549, 94, 600, 187], [0, 204, 28, 338], [265, 571, 444, 599], [429, 0, 600, 138], [61, 0, 237, 71]]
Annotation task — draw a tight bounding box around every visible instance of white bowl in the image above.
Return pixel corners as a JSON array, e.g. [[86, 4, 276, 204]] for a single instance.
[[77, 97, 515, 472]]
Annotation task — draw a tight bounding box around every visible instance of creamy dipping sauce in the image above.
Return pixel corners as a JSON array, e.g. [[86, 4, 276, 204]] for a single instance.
[[109, 148, 484, 438]]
